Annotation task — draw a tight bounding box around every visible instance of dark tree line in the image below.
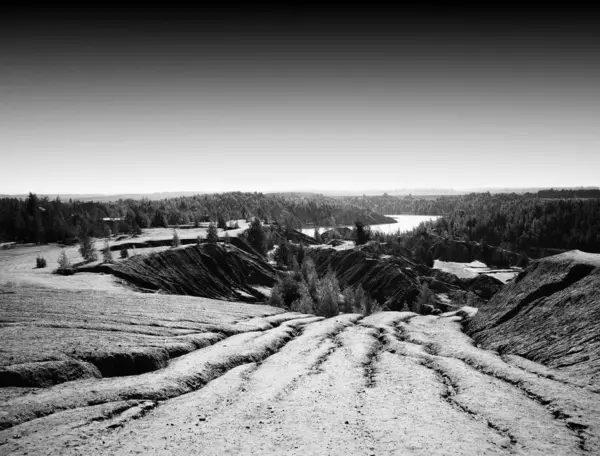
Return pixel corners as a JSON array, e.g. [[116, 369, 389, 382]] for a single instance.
[[0, 192, 393, 244], [408, 193, 600, 254], [3, 191, 598, 254]]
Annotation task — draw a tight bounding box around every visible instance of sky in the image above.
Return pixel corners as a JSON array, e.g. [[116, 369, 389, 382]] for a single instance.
[[1, 5, 599, 194]]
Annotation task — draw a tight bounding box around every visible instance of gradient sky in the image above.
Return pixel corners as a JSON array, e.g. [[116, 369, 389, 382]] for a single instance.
[[1, 6, 599, 194]]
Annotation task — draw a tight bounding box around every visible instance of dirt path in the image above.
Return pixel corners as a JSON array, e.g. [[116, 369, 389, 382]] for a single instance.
[[2, 311, 598, 455]]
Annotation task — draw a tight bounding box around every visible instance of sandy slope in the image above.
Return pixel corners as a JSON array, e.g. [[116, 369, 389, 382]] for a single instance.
[[1, 244, 599, 455], [1, 311, 598, 455]]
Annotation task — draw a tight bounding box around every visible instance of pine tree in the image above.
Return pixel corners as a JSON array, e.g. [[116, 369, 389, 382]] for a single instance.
[[217, 213, 227, 230], [247, 218, 267, 256], [57, 249, 72, 273], [172, 229, 180, 248], [102, 239, 114, 263], [120, 246, 129, 259], [274, 238, 291, 267], [206, 223, 219, 244], [78, 233, 97, 262], [314, 228, 322, 243]]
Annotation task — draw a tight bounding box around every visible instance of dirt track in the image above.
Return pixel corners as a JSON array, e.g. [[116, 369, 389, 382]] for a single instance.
[[1, 244, 599, 455]]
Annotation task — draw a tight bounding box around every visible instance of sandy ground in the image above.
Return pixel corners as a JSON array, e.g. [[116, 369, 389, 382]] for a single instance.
[[1, 244, 599, 455], [433, 260, 521, 283]]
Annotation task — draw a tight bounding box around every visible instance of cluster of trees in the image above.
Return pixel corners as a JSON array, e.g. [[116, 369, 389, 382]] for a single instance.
[[0, 192, 393, 244], [409, 193, 600, 254], [270, 257, 380, 317], [269, 241, 379, 317]]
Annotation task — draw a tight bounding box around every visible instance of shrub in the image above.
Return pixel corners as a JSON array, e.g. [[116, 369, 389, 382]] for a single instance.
[[206, 223, 219, 244], [224, 232, 231, 244], [120, 246, 129, 259], [172, 229, 180, 248], [196, 235, 203, 246], [314, 270, 341, 317], [36, 255, 47, 268], [342, 286, 380, 315], [354, 221, 371, 245], [78, 234, 97, 262], [290, 287, 315, 314], [56, 249, 73, 274], [102, 239, 114, 263], [269, 273, 303, 309], [412, 284, 435, 314]]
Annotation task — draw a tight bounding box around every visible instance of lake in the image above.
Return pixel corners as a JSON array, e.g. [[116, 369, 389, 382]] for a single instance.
[[301, 214, 441, 237]]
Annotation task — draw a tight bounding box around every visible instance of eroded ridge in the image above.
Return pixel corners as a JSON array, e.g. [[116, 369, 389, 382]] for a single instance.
[[1, 311, 598, 456]]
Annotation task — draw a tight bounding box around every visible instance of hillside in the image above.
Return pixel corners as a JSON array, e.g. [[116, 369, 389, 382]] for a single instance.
[[467, 250, 600, 390], [84, 243, 277, 302]]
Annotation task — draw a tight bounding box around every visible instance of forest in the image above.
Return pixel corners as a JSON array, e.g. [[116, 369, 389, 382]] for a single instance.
[[0, 192, 394, 244], [407, 193, 600, 255], [1, 191, 599, 255]]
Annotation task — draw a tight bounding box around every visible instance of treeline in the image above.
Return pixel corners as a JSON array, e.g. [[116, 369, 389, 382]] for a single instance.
[[535, 188, 600, 199], [0, 192, 394, 244], [409, 193, 600, 254]]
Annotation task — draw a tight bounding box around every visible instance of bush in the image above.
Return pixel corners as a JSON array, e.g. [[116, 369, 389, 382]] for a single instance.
[[314, 270, 341, 317], [354, 221, 371, 245], [412, 284, 435, 314], [290, 288, 315, 314], [269, 273, 303, 309], [36, 255, 47, 268], [120, 246, 129, 259], [341, 286, 380, 315], [206, 223, 219, 244]]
